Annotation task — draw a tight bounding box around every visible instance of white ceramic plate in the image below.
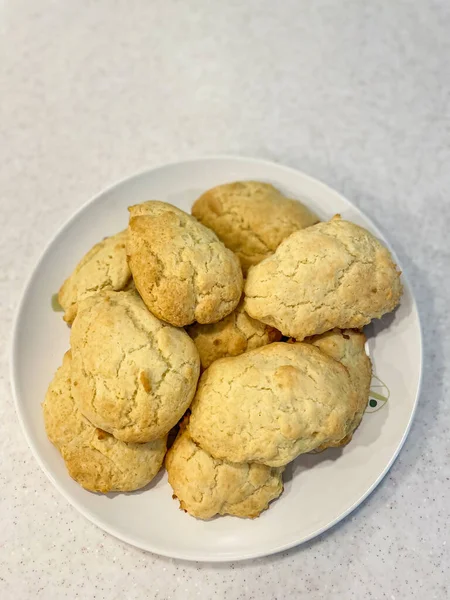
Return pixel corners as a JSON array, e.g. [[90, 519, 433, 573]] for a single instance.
[[11, 157, 422, 561]]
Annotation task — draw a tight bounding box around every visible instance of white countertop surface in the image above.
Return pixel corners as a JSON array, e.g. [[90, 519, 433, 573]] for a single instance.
[[1, 1, 449, 598]]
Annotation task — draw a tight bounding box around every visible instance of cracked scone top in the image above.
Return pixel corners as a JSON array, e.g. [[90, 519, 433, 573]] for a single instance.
[[305, 329, 372, 450], [127, 201, 244, 327], [70, 290, 200, 443], [191, 181, 319, 273], [244, 217, 402, 340], [189, 342, 358, 467], [58, 230, 131, 324], [43, 352, 167, 493], [186, 296, 281, 369], [165, 425, 283, 519]]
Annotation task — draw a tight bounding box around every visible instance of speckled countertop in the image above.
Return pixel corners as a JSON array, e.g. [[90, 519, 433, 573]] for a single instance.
[[1, 1, 449, 598]]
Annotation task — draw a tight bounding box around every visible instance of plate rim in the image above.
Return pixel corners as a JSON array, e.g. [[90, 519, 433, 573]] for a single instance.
[[10, 155, 424, 562]]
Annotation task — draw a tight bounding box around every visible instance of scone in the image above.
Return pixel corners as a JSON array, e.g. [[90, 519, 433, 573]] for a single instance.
[[244, 217, 402, 340], [191, 181, 319, 273], [43, 351, 167, 493], [70, 289, 200, 442], [186, 296, 281, 369], [127, 201, 243, 326], [189, 342, 358, 467], [305, 329, 372, 449], [58, 230, 131, 324], [165, 425, 283, 519]]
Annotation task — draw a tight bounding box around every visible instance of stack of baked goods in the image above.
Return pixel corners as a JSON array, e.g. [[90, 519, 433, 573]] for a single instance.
[[43, 181, 402, 519]]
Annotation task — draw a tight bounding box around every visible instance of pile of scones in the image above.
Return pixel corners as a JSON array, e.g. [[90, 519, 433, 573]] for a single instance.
[[43, 181, 402, 520]]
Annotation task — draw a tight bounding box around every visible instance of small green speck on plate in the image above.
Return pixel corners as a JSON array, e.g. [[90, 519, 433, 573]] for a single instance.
[[369, 399, 377, 408], [51, 293, 63, 312]]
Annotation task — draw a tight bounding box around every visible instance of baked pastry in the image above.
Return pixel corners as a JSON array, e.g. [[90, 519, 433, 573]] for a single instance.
[[305, 328, 372, 449], [186, 296, 281, 369], [192, 181, 319, 273], [58, 230, 131, 324], [127, 201, 243, 326], [43, 351, 167, 493], [70, 290, 200, 442], [189, 342, 358, 467], [165, 425, 283, 519], [244, 217, 402, 340]]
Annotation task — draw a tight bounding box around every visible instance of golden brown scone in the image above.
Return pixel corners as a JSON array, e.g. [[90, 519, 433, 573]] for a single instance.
[[165, 426, 283, 519], [42, 352, 167, 493], [186, 296, 281, 369], [305, 329, 372, 450], [127, 201, 243, 326], [43, 351, 91, 448], [189, 342, 358, 467], [70, 289, 200, 442], [58, 231, 131, 324], [191, 181, 319, 273], [244, 217, 402, 340]]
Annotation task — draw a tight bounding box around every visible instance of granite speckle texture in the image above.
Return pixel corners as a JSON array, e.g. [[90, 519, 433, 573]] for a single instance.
[[1, 0, 449, 598]]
